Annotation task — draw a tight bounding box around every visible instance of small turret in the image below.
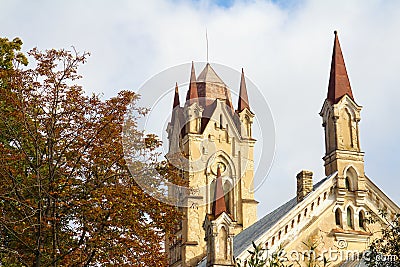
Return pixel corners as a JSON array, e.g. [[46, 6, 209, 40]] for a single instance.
[[173, 82, 180, 110], [237, 68, 250, 112], [186, 61, 199, 105]]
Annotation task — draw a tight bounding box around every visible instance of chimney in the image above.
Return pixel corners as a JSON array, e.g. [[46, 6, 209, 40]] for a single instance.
[[296, 170, 313, 202]]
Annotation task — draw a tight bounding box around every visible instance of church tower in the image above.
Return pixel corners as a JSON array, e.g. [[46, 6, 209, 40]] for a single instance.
[[320, 31, 367, 207], [166, 63, 258, 266]]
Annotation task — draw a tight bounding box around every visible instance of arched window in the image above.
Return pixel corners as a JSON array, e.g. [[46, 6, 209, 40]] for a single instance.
[[335, 209, 341, 226], [285, 225, 288, 234], [223, 181, 233, 215], [220, 114, 223, 129], [278, 231, 281, 240], [304, 208, 308, 217], [291, 220, 294, 228], [345, 178, 350, 190], [297, 214, 301, 223], [271, 237, 275, 246], [245, 115, 251, 136], [206, 227, 212, 261], [311, 203, 314, 211], [359, 211, 365, 230], [196, 117, 201, 132], [341, 109, 353, 148], [345, 167, 358, 191], [347, 207, 353, 228], [177, 239, 182, 260], [210, 169, 233, 217], [327, 113, 336, 153]]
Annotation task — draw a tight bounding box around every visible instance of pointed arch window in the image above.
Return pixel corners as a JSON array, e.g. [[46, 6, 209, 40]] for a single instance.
[[345, 178, 350, 190], [347, 207, 353, 228], [335, 209, 342, 226], [245, 115, 251, 136], [359, 211, 365, 230], [206, 227, 212, 260], [342, 109, 353, 148], [327, 113, 336, 153], [345, 167, 358, 191], [223, 181, 233, 215]]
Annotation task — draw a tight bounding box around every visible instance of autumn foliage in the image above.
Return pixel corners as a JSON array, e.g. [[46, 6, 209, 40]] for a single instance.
[[0, 38, 180, 266]]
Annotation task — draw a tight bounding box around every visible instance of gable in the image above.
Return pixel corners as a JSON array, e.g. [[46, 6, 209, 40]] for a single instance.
[[234, 173, 400, 264], [201, 99, 243, 141]]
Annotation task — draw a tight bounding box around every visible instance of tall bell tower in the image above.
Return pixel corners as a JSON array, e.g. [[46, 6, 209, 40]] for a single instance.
[[320, 31, 367, 206], [166, 63, 258, 266]]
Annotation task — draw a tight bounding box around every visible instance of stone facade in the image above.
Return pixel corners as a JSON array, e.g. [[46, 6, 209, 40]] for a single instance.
[[167, 32, 400, 267], [166, 63, 258, 267], [231, 31, 400, 267]]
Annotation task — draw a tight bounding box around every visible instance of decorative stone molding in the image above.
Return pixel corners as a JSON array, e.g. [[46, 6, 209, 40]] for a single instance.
[[333, 229, 372, 244]]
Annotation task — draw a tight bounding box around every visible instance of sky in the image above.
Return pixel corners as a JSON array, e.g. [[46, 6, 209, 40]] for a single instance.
[[1, 0, 400, 218]]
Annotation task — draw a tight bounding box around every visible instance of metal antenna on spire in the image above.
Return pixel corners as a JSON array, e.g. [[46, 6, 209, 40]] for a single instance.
[[206, 28, 209, 63]]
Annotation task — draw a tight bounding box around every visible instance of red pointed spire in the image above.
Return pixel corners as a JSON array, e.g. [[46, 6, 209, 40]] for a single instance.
[[186, 61, 199, 104], [237, 68, 250, 112], [327, 31, 354, 104], [212, 166, 227, 218], [173, 82, 180, 110]]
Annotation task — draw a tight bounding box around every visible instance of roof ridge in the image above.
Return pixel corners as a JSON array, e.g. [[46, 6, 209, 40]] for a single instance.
[[233, 174, 337, 257]]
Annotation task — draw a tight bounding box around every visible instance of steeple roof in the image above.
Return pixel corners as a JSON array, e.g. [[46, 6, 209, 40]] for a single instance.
[[197, 63, 226, 86], [195, 63, 233, 109], [327, 31, 354, 104], [186, 61, 199, 104], [173, 82, 180, 109], [211, 166, 227, 218], [237, 68, 250, 112]]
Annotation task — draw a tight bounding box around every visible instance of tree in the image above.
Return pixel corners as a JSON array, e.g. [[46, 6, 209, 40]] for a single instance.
[[235, 239, 330, 267], [0, 37, 28, 70], [235, 242, 288, 267], [0, 37, 28, 145], [0, 38, 180, 266], [365, 210, 400, 267]]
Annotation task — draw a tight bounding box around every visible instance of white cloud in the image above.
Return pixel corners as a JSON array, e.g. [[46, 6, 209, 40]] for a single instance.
[[2, 0, 400, 217]]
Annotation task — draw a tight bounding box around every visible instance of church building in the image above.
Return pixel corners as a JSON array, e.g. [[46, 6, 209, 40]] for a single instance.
[[166, 31, 400, 267]]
